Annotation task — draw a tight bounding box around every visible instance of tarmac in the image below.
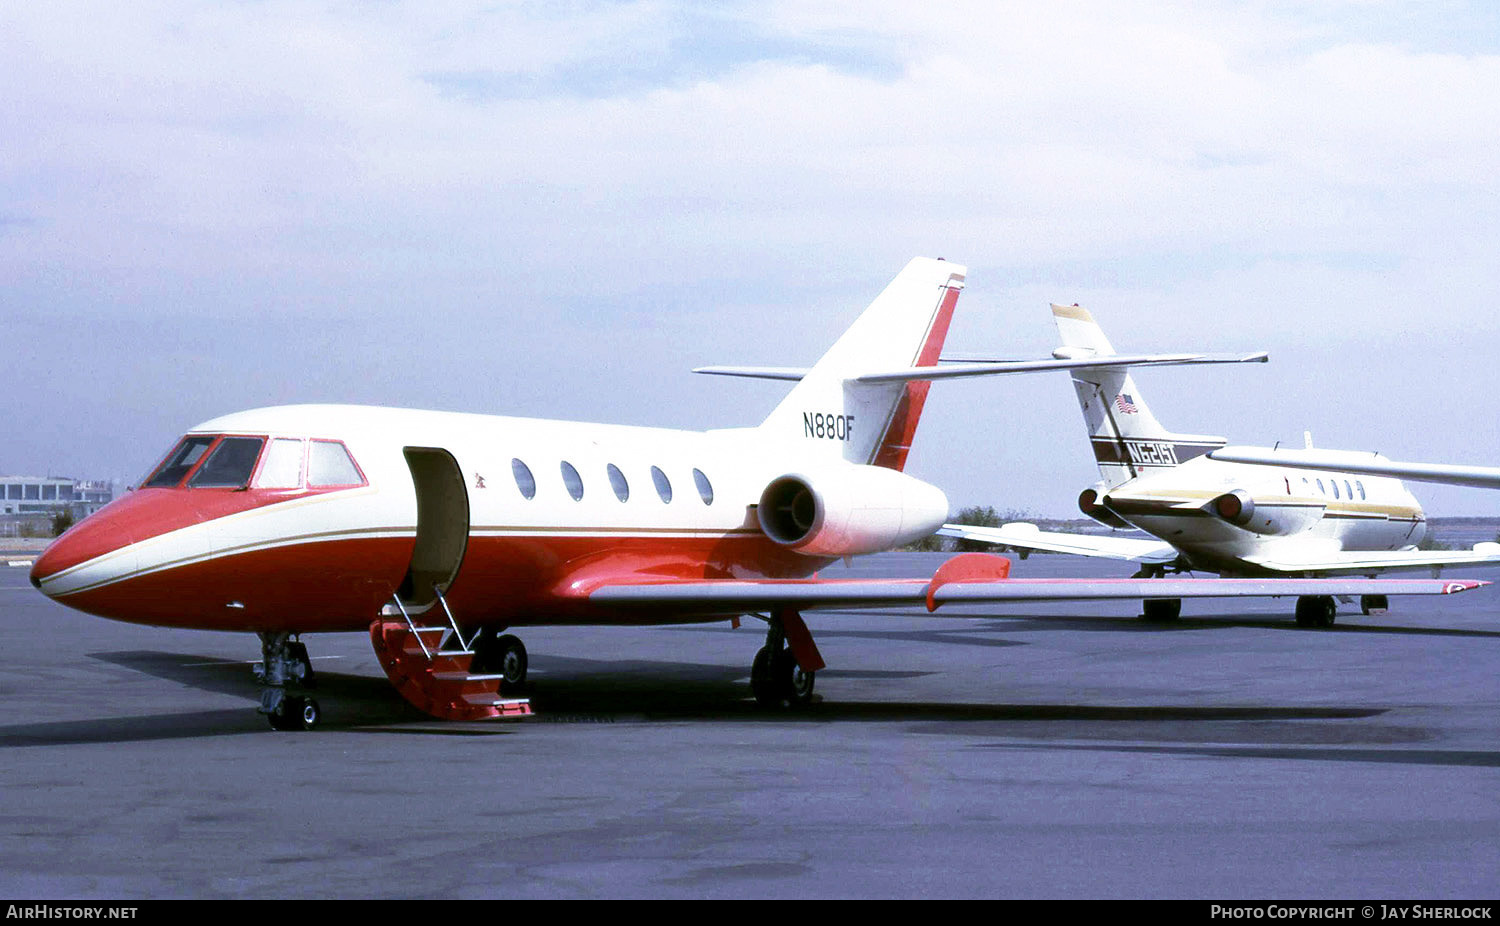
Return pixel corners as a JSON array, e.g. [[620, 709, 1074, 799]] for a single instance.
[[2, 549, 1499, 899]]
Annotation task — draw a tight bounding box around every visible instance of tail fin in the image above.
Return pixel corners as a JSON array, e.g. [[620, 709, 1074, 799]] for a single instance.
[[1052, 304, 1226, 487], [759, 258, 966, 471]]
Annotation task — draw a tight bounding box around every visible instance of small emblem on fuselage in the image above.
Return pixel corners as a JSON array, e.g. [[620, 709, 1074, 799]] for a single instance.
[[474, 473, 487, 489]]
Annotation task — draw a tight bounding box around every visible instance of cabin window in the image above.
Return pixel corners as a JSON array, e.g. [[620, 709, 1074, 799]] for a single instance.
[[189, 437, 267, 488], [1316, 479, 1326, 495], [561, 461, 584, 501], [512, 459, 536, 499], [607, 464, 630, 502], [1357, 480, 1366, 500], [693, 468, 714, 505], [651, 466, 672, 503], [257, 439, 304, 489], [145, 436, 217, 487], [1344, 480, 1354, 500], [308, 441, 364, 487], [1331, 480, 1340, 499]]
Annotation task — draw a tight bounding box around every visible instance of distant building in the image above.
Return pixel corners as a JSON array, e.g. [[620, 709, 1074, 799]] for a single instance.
[[0, 476, 114, 519]]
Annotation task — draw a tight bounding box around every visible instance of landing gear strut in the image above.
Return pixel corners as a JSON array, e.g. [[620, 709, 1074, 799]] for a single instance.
[[1360, 594, 1389, 616], [254, 632, 320, 731], [472, 628, 528, 693], [749, 610, 819, 708], [1295, 595, 1337, 628]]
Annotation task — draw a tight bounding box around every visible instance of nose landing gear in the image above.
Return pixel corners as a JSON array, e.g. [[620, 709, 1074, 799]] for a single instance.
[[255, 632, 321, 731]]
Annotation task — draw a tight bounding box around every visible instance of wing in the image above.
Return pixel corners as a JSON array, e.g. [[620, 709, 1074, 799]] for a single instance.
[[1242, 543, 1500, 577], [1210, 447, 1500, 490], [937, 522, 1178, 563], [577, 553, 1484, 615]]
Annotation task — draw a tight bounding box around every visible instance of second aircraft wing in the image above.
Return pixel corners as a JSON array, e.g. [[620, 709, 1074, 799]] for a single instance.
[[936, 522, 1180, 564]]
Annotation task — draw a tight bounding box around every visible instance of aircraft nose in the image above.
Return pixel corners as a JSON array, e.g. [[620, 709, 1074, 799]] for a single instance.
[[28, 492, 156, 599]]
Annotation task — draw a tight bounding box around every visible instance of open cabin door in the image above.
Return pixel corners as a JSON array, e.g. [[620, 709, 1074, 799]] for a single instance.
[[398, 447, 469, 613]]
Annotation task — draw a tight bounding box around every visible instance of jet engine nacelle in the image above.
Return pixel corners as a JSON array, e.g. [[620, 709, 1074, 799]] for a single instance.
[[1078, 484, 1132, 531], [757, 465, 950, 557], [1211, 490, 1322, 537]]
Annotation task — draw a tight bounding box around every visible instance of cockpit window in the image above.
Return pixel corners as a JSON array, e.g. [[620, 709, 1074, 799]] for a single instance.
[[144, 436, 218, 487], [307, 440, 364, 487], [188, 437, 266, 488], [257, 439, 305, 489]]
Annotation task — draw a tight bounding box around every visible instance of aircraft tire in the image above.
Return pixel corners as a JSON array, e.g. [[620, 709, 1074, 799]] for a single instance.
[[1295, 595, 1337, 628], [1360, 594, 1389, 616], [298, 697, 321, 731], [1140, 598, 1182, 623], [496, 635, 528, 693], [777, 648, 815, 707], [750, 646, 779, 706]]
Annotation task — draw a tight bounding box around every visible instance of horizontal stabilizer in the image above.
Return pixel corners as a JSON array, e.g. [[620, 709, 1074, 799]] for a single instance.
[[692, 366, 810, 381], [696, 352, 1267, 385]]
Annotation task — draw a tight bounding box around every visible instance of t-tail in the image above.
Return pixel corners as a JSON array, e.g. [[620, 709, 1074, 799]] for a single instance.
[[758, 257, 966, 471], [1052, 303, 1226, 488]]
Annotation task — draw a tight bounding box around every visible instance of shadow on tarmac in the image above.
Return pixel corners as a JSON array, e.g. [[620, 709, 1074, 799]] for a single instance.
[[978, 741, 1500, 768], [0, 647, 1399, 748]]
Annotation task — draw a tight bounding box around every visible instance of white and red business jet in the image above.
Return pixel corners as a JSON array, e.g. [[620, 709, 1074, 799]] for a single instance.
[[29, 258, 1486, 730]]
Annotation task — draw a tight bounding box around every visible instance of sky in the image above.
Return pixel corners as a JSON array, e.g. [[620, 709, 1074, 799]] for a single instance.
[[5, 1, 1500, 516]]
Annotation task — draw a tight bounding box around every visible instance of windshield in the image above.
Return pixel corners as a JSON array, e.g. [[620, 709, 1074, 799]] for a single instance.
[[188, 437, 267, 488], [143, 436, 217, 488]]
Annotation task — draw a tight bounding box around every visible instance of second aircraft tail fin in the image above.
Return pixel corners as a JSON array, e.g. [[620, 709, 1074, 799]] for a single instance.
[[1052, 304, 1226, 487]]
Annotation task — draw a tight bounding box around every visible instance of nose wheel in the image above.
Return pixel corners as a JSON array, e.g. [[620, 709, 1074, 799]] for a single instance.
[[255, 632, 321, 731]]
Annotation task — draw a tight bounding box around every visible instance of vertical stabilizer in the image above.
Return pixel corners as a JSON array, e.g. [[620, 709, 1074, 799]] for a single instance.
[[759, 258, 966, 471], [1052, 304, 1226, 487]]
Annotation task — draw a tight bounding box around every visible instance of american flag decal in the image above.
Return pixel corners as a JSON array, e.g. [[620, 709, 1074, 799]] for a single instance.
[[1115, 393, 1139, 414]]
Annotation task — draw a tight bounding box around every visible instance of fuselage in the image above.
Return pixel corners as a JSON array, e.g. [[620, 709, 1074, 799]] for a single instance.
[[1098, 454, 1426, 575], [30, 404, 885, 633]]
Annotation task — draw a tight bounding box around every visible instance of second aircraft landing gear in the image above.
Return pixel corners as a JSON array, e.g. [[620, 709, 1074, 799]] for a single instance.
[[1295, 595, 1337, 628], [1140, 598, 1182, 622], [1360, 594, 1389, 615], [750, 609, 822, 708], [254, 632, 321, 731]]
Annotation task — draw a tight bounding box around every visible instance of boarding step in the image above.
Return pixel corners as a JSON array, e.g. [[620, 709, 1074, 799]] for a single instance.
[[369, 618, 533, 722]]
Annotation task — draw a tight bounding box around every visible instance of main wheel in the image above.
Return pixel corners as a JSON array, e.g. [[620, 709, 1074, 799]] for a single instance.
[[496, 635, 528, 693], [1141, 598, 1182, 622], [1296, 595, 1337, 628], [1360, 594, 1389, 616], [781, 650, 815, 707], [750, 645, 779, 706]]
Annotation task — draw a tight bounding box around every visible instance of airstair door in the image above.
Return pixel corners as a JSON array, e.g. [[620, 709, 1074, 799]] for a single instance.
[[398, 447, 469, 613]]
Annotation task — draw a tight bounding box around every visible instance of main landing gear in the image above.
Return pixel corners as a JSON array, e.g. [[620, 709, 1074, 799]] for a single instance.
[[1295, 595, 1337, 628], [1133, 564, 1183, 623], [1140, 598, 1182, 622], [471, 627, 529, 693], [750, 609, 822, 708], [255, 632, 320, 731]]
